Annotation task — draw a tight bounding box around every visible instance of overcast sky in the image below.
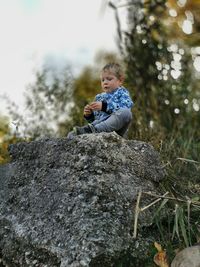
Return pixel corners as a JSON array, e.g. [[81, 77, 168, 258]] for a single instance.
[[0, 0, 120, 115]]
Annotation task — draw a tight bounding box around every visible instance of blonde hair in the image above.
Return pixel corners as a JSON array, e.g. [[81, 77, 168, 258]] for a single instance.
[[101, 63, 124, 80]]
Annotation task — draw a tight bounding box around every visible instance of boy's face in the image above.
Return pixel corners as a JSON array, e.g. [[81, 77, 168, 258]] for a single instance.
[[100, 71, 122, 93]]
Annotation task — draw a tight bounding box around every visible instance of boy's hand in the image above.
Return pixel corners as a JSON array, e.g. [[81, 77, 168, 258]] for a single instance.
[[84, 104, 93, 116], [89, 102, 102, 111]]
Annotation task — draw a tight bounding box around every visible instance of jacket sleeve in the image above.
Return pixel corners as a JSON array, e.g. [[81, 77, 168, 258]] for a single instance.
[[106, 88, 134, 114]]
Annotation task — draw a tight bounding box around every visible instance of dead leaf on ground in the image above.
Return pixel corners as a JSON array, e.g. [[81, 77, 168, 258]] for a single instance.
[[154, 242, 169, 267]]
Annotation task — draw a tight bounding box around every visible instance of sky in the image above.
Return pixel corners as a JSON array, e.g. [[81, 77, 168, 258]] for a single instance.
[[0, 0, 120, 115]]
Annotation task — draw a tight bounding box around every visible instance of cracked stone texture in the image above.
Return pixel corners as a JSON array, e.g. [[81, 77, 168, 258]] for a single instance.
[[0, 132, 165, 267]]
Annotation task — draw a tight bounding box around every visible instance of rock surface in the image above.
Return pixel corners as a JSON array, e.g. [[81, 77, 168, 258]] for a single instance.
[[0, 132, 165, 267], [171, 245, 200, 267]]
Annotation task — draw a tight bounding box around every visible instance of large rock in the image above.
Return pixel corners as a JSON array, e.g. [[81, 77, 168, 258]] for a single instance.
[[0, 132, 165, 267], [171, 245, 200, 267]]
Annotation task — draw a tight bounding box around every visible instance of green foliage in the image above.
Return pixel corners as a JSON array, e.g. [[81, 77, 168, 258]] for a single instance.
[[0, 115, 24, 164], [0, 115, 10, 163], [68, 66, 101, 128], [149, 136, 200, 265], [151, 125, 200, 249], [7, 66, 73, 139], [114, 0, 200, 141], [2, 1, 199, 262], [167, 0, 200, 46], [153, 195, 200, 250], [107, 0, 200, 263]]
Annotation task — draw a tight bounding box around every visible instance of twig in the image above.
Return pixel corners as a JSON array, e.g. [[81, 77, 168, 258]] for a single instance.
[[143, 192, 200, 207], [133, 189, 142, 239], [187, 199, 192, 246], [140, 192, 169, 212], [133, 190, 200, 239], [176, 157, 200, 164], [109, 1, 134, 9]]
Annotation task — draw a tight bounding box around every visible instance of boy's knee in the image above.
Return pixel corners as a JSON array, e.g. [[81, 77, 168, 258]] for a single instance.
[[116, 108, 132, 123]]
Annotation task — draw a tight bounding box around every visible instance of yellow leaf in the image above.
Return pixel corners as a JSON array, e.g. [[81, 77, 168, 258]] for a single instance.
[[154, 241, 162, 252], [154, 242, 169, 267]]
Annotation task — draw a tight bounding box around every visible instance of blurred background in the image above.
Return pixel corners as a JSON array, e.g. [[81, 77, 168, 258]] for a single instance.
[[0, 0, 199, 142], [0, 0, 200, 262]]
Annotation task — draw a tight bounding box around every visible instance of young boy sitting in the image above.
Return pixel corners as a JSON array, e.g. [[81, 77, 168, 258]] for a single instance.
[[68, 63, 133, 138]]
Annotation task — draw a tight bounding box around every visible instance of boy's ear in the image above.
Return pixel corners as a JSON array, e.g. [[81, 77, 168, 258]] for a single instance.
[[119, 75, 124, 84]]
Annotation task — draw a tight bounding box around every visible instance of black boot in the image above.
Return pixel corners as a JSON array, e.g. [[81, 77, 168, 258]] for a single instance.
[[74, 124, 96, 135]]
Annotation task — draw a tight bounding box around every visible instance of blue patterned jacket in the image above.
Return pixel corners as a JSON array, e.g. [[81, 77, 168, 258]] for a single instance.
[[85, 86, 134, 122]]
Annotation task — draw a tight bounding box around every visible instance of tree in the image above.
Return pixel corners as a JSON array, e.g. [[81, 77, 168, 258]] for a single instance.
[[107, 0, 200, 256], [7, 66, 73, 139], [166, 0, 200, 46], [0, 115, 20, 164], [6, 51, 122, 138], [109, 0, 200, 140]]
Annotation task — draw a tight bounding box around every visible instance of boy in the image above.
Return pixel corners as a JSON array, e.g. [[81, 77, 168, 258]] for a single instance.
[[68, 63, 133, 138]]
